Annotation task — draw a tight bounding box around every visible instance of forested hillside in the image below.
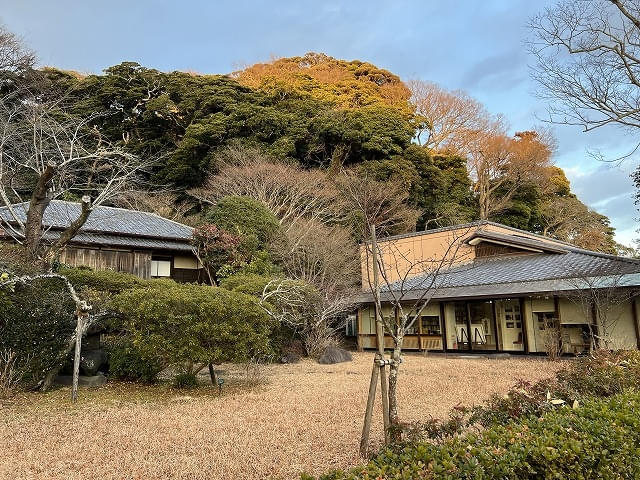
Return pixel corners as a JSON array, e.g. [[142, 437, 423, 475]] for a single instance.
[[8, 52, 617, 253]]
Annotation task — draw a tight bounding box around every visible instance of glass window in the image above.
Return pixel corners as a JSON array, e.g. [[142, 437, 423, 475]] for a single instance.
[[151, 259, 171, 277], [421, 315, 441, 335]]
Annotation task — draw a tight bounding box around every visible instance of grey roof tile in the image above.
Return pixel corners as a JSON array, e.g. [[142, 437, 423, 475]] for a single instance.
[[0, 200, 194, 251], [0, 200, 193, 240]]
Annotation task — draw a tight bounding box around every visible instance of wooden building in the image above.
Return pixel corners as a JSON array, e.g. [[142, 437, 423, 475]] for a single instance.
[[356, 221, 640, 355], [0, 200, 202, 282]]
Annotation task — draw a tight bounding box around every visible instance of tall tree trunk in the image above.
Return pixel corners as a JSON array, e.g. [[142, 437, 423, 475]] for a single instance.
[[388, 341, 403, 441], [24, 162, 56, 257]]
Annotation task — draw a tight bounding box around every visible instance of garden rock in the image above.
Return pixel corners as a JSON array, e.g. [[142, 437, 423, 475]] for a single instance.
[[280, 352, 301, 364], [80, 349, 107, 376], [318, 346, 352, 364], [55, 373, 107, 387]]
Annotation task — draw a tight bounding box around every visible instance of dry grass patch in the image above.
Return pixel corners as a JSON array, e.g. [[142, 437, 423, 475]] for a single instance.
[[0, 353, 563, 480]]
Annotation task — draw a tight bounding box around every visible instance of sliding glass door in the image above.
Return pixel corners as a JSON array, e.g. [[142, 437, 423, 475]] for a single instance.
[[453, 301, 498, 351]]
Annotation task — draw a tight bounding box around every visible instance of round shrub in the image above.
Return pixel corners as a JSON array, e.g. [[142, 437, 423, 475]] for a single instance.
[[110, 282, 275, 374], [172, 372, 199, 389], [205, 195, 280, 251], [60, 267, 144, 294]]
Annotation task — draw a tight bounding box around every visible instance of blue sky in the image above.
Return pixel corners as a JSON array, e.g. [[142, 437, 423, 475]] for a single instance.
[[1, 0, 637, 244]]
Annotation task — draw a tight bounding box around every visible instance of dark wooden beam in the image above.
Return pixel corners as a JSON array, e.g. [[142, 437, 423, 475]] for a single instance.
[[491, 300, 500, 352], [519, 297, 529, 354], [440, 302, 447, 352], [632, 296, 640, 350]]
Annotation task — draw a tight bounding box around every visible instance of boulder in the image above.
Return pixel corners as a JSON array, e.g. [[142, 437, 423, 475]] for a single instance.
[[80, 349, 107, 376], [280, 352, 301, 364], [318, 346, 352, 365]]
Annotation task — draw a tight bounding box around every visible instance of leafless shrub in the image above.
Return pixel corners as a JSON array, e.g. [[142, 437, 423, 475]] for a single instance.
[[0, 348, 23, 398], [542, 328, 563, 361]]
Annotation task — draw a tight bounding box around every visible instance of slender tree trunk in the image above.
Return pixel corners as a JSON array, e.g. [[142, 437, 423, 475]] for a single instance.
[[208, 362, 218, 385], [388, 339, 403, 441]]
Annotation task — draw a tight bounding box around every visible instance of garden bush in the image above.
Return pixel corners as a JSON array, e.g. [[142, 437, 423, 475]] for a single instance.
[[60, 266, 144, 294], [110, 281, 275, 376], [0, 276, 76, 388], [106, 337, 163, 383], [308, 392, 640, 480]]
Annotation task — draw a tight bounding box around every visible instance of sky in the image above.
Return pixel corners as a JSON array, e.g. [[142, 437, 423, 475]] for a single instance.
[[1, 0, 638, 245]]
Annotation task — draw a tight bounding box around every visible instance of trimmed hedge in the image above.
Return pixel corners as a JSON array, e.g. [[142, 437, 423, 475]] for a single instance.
[[309, 392, 640, 480], [60, 266, 144, 294], [110, 281, 275, 373]]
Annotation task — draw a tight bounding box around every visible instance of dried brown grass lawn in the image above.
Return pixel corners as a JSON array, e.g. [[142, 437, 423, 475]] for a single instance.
[[0, 353, 563, 480]]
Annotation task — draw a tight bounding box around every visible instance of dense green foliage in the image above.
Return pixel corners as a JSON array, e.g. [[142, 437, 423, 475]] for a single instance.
[[110, 281, 274, 374], [205, 195, 281, 255], [61, 266, 144, 294], [106, 337, 163, 383], [308, 351, 640, 480], [309, 392, 640, 480], [0, 277, 76, 387], [28, 54, 616, 251]]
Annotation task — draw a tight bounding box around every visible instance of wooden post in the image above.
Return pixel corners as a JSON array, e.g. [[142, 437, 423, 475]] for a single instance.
[[631, 296, 640, 350], [359, 356, 379, 456], [519, 298, 529, 354], [439, 302, 447, 352], [360, 224, 390, 453], [491, 300, 499, 352]]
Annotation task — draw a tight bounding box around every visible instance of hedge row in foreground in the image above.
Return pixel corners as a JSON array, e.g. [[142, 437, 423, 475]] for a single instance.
[[308, 391, 640, 480]]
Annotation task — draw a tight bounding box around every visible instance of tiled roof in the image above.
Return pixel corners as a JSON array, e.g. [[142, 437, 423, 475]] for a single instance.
[[368, 248, 640, 302], [0, 200, 194, 251]]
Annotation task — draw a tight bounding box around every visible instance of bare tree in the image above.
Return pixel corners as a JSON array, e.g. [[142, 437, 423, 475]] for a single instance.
[[0, 25, 35, 76], [363, 228, 473, 442], [260, 278, 354, 357], [408, 79, 493, 153], [528, 0, 640, 148], [566, 273, 636, 351], [0, 95, 155, 261], [189, 145, 345, 232]]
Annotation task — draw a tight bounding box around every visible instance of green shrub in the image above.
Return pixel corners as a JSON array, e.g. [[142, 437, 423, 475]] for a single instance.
[[204, 195, 280, 252], [0, 277, 76, 388], [220, 273, 271, 297], [110, 282, 275, 374], [60, 266, 144, 294], [106, 338, 163, 383], [172, 372, 199, 389], [309, 392, 640, 480]]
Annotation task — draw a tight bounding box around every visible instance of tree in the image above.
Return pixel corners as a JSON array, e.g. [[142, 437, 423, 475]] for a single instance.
[[191, 224, 242, 286], [0, 26, 35, 78], [234, 52, 413, 113], [408, 79, 491, 153], [336, 170, 420, 451], [529, 0, 640, 135], [204, 195, 280, 252], [0, 95, 154, 262], [470, 129, 555, 220], [191, 146, 345, 232], [110, 282, 274, 380]]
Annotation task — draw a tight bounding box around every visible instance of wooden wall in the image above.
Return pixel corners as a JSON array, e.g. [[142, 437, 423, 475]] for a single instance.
[[60, 247, 152, 279]]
